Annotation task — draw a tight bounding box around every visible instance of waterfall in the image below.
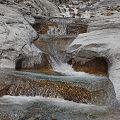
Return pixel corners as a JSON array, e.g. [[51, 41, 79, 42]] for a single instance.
[[52, 61, 92, 77]]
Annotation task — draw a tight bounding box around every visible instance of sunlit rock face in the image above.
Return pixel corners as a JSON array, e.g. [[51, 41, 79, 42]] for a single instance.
[[0, 71, 117, 106]]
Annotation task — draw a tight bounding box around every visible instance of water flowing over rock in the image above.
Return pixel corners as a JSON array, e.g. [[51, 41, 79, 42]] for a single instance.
[[0, 70, 117, 107], [66, 0, 120, 100], [33, 16, 88, 65], [0, 1, 120, 119], [67, 29, 120, 100]]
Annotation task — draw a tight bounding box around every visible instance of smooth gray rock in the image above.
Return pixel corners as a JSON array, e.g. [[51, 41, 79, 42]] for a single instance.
[[67, 29, 120, 101], [0, 4, 38, 68], [0, 0, 60, 69], [66, 0, 120, 101]]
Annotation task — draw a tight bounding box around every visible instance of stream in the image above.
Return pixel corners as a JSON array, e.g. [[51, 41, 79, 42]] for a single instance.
[[0, 66, 120, 120]]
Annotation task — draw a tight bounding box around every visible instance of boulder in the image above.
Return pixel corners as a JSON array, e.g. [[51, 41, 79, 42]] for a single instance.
[[67, 29, 120, 100], [0, 0, 60, 70], [0, 4, 39, 69], [66, 0, 120, 100]]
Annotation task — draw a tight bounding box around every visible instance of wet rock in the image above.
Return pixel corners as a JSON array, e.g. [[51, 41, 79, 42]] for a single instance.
[[33, 16, 88, 64], [34, 35, 76, 62], [67, 29, 120, 101], [67, 57, 108, 75], [33, 16, 88, 35], [0, 83, 12, 97], [0, 70, 117, 106]]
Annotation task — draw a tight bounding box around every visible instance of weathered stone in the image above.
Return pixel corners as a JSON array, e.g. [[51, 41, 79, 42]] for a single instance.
[[0, 0, 61, 70], [67, 57, 108, 75], [66, 24, 87, 35], [67, 29, 120, 100], [0, 71, 117, 106], [15, 53, 51, 70], [0, 3, 40, 69], [33, 16, 88, 35]]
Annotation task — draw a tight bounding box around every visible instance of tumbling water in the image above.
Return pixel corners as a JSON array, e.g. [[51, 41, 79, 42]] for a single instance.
[[53, 62, 93, 76]]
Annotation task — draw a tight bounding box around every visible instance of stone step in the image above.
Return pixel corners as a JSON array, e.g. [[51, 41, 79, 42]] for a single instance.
[[34, 34, 77, 61]]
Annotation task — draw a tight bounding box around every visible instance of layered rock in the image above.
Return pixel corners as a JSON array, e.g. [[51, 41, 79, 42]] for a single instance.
[[33, 16, 88, 65], [0, 70, 117, 106]]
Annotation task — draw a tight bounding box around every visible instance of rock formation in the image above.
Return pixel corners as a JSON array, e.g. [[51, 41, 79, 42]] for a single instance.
[[0, 0, 60, 70], [67, 0, 120, 100], [0, 0, 120, 110]]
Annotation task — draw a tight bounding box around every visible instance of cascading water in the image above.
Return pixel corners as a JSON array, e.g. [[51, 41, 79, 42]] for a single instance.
[[52, 60, 95, 77], [0, 1, 120, 120]]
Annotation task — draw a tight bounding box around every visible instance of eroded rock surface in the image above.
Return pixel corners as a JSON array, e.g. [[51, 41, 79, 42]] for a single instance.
[[0, 70, 117, 106], [67, 29, 120, 100], [0, 0, 60, 17], [65, 0, 120, 100], [0, 0, 61, 70]]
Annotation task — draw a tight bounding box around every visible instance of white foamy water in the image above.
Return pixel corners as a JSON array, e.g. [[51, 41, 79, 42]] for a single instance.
[[53, 62, 98, 77], [0, 95, 108, 115]]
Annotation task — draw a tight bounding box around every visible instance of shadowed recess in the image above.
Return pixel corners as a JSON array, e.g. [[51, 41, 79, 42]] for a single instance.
[[68, 57, 108, 75]]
